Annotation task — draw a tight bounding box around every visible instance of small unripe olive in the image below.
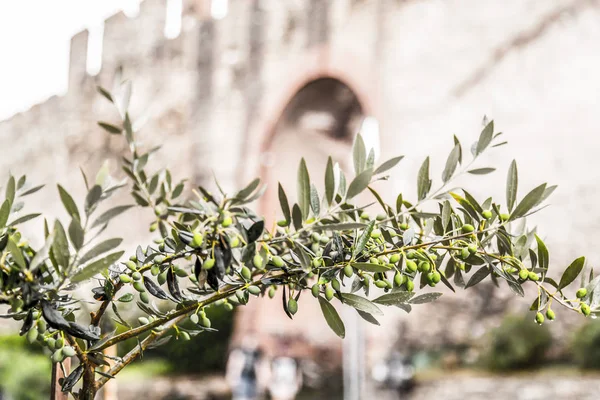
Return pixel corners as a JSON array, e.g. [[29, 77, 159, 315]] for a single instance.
[[370, 229, 382, 239], [230, 236, 240, 248], [399, 223, 409, 231], [406, 260, 418, 273], [360, 212, 370, 220], [311, 232, 321, 243], [37, 319, 47, 333], [192, 232, 204, 248], [406, 250, 416, 259], [363, 275, 371, 287], [431, 271, 441, 284], [138, 317, 150, 325], [375, 280, 387, 289], [132, 272, 142, 281], [576, 288, 588, 299], [46, 338, 56, 350], [277, 220, 288, 227], [546, 309, 556, 321], [26, 328, 38, 344], [268, 286, 276, 298], [224, 302, 234, 311], [248, 285, 261, 296], [180, 331, 191, 341], [500, 213, 510, 222], [482, 210, 493, 219], [253, 254, 264, 269], [174, 268, 188, 277], [221, 216, 233, 227], [62, 346, 76, 357], [390, 254, 401, 264], [418, 261, 431, 273], [203, 258, 215, 270], [241, 266, 252, 281], [149, 222, 158, 232], [151, 264, 160, 276], [319, 235, 329, 244], [462, 224, 475, 233], [331, 278, 341, 292], [154, 255, 166, 264], [311, 284, 320, 298], [287, 298, 298, 315], [581, 303, 591, 316], [378, 256, 389, 265], [158, 270, 168, 285], [344, 265, 354, 278], [119, 274, 132, 283], [528, 271, 539, 281], [312, 258, 322, 268], [140, 292, 150, 303], [535, 312, 545, 325], [272, 256, 285, 268], [325, 285, 334, 301], [468, 244, 477, 254], [370, 257, 380, 265], [461, 247, 470, 260], [200, 317, 211, 328], [125, 261, 137, 271], [55, 337, 64, 349], [406, 279, 415, 291], [376, 213, 386, 221], [519, 269, 529, 280], [51, 349, 65, 363], [190, 314, 199, 324], [133, 281, 145, 292], [394, 271, 405, 286]]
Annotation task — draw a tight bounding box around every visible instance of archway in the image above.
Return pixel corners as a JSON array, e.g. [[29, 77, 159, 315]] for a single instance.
[[230, 78, 371, 397]]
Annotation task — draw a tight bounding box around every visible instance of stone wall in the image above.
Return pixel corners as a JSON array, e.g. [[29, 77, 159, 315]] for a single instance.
[[1, 0, 600, 379]]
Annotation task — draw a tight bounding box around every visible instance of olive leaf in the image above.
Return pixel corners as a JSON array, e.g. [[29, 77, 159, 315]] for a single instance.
[[297, 158, 310, 220], [68, 217, 84, 250], [325, 156, 335, 205], [310, 184, 320, 216], [465, 267, 490, 288], [278, 183, 291, 224], [353, 220, 375, 257], [340, 293, 383, 316], [475, 120, 494, 155], [374, 156, 404, 175], [79, 238, 123, 265], [417, 156, 431, 201], [506, 159, 518, 212], [350, 262, 391, 273], [558, 257, 585, 290], [467, 167, 496, 175], [509, 183, 546, 221], [353, 134, 367, 175], [319, 296, 345, 339], [442, 144, 460, 183], [92, 205, 134, 228], [57, 184, 81, 221], [373, 291, 414, 306], [71, 251, 124, 283], [535, 234, 549, 270], [346, 168, 373, 200], [408, 292, 443, 304], [0, 200, 9, 228], [98, 122, 122, 134]]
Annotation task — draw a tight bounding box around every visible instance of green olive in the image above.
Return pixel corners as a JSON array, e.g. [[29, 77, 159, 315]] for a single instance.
[[287, 298, 298, 315], [119, 274, 132, 283], [241, 266, 252, 281], [190, 314, 199, 324], [268, 286, 276, 298], [360, 212, 370, 220], [546, 309, 556, 321], [140, 292, 150, 304], [405, 279, 415, 292], [133, 281, 145, 292], [461, 247, 470, 260], [138, 317, 150, 325], [528, 271, 539, 281], [390, 254, 401, 264], [331, 278, 341, 292], [192, 232, 204, 248], [468, 244, 477, 254], [344, 265, 354, 278], [519, 269, 529, 280], [581, 303, 591, 316], [462, 224, 475, 233], [180, 331, 191, 341], [221, 216, 233, 227], [370, 229, 382, 239], [535, 312, 545, 325], [418, 261, 431, 273], [125, 261, 137, 271], [500, 213, 510, 222], [62, 346, 76, 357], [576, 288, 588, 299], [272, 256, 285, 268], [277, 220, 289, 227], [325, 285, 334, 301], [200, 317, 211, 328], [133, 272, 142, 281], [230, 236, 240, 248], [311, 284, 320, 298], [203, 258, 215, 270], [375, 280, 387, 289], [248, 285, 261, 296], [394, 271, 405, 286], [376, 213, 386, 221], [51, 349, 65, 363], [151, 264, 160, 276], [253, 254, 264, 269], [482, 210, 493, 219], [406, 260, 418, 273]]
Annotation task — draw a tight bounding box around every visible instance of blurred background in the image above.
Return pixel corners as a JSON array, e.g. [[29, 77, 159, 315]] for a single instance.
[[1, 0, 600, 399]]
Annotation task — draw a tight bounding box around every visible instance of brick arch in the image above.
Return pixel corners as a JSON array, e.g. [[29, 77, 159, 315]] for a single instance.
[[239, 45, 378, 189]]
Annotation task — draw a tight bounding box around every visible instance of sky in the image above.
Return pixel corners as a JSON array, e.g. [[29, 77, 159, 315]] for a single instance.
[[0, 0, 142, 121]]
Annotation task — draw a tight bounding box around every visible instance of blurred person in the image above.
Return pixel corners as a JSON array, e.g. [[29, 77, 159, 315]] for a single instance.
[[267, 338, 303, 400], [226, 336, 268, 400]]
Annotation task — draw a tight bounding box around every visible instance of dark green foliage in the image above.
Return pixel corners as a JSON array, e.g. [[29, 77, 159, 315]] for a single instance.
[[571, 321, 600, 369], [480, 314, 552, 371]]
